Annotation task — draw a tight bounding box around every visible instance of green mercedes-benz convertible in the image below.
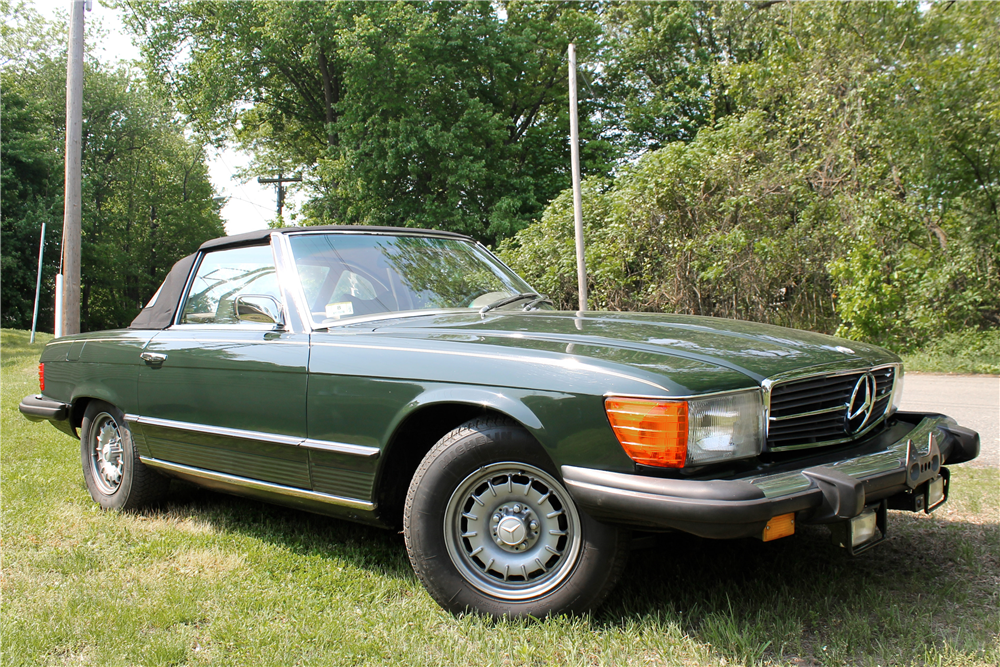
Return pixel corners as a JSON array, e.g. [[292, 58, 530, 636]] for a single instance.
[[20, 226, 980, 617]]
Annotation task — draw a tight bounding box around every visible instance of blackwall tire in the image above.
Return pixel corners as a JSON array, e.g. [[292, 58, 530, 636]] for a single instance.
[[80, 400, 168, 511], [403, 416, 629, 617]]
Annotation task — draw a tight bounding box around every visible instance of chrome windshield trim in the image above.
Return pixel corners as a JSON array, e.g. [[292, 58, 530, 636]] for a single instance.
[[301, 439, 381, 458], [139, 457, 374, 511]]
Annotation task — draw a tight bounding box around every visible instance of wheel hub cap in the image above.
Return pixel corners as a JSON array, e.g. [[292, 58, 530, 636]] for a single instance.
[[496, 515, 527, 547], [444, 463, 583, 600]]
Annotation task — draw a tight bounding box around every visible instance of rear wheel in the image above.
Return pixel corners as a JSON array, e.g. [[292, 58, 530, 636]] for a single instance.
[[80, 400, 168, 510], [404, 416, 629, 617]]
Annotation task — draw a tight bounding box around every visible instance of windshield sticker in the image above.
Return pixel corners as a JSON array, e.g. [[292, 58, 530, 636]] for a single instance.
[[325, 302, 354, 319]]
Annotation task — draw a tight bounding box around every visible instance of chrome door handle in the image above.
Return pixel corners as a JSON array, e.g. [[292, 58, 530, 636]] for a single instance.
[[140, 352, 167, 365]]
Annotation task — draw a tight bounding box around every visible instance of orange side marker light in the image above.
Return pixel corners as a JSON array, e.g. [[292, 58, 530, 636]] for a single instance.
[[762, 513, 795, 542]]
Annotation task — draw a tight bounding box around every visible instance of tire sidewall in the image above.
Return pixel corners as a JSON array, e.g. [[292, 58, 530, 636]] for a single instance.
[[405, 419, 627, 617], [80, 400, 137, 511]]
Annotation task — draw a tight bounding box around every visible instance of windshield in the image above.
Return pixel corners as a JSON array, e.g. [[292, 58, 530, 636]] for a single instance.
[[287, 233, 546, 326]]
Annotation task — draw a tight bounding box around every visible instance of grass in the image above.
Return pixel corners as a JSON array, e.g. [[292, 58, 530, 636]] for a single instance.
[[2, 327, 998, 666], [901, 329, 1000, 375]]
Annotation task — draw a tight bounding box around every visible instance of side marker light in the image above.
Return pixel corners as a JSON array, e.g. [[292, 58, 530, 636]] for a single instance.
[[762, 513, 795, 542]]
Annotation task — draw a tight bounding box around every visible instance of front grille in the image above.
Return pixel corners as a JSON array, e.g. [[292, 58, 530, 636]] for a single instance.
[[766, 366, 895, 450]]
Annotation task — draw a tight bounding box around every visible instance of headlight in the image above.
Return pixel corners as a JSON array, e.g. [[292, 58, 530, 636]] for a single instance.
[[687, 390, 765, 464], [887, 367, 905, 417], [605, 389, 764, 468]]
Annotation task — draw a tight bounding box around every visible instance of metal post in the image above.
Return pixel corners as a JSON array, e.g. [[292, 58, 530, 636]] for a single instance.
[[61, 0, 86, 336], [54, 274, 64, 339], [568, 44, 588, 311], [30, 223, 46, 344]]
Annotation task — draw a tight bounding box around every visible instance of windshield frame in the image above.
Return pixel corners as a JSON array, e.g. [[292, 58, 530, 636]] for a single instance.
[[276, 230, 545, 330]]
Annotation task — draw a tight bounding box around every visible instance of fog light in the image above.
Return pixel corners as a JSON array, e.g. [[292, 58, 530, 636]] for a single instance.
[[850, 508, 879, 548], [928, 476, 945, 510]]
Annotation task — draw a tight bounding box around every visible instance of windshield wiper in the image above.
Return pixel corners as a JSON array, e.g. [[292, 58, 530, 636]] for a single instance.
[[479, 292, 550, 316]]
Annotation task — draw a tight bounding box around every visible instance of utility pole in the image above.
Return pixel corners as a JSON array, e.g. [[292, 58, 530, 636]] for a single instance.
[[59, 0, 88, 336], [257, 173, 302, 220], [568, 44, 588, 312]]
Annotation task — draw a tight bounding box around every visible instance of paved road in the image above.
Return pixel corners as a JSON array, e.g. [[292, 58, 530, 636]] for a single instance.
[[899, 373, 999, 469]]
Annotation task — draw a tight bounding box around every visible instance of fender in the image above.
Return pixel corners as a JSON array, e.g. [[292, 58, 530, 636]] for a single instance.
[[389, 385, 546, 437]]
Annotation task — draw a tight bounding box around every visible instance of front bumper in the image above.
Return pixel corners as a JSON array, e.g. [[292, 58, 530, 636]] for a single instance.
[[562, 413, 980, 539]]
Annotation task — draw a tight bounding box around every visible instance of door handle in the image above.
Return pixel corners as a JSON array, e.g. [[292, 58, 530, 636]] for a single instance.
[[140, 351, 167, 365]]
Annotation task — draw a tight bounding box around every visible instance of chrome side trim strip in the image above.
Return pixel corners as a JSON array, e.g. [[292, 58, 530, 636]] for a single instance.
[[301, 439, 381, 458], [124, 414, 382, 458], [127, 415, 302, 446], [139, 457, 374, 511]]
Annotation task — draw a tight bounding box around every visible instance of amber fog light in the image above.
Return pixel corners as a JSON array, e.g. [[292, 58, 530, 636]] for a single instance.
[[605, 398, 688, 468]]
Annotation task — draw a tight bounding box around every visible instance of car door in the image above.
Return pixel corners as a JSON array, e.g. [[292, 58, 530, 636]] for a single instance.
[[135, 242, 312, 489]]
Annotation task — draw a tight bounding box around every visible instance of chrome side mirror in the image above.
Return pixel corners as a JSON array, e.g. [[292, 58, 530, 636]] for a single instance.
[[234, 295, 285, 329]]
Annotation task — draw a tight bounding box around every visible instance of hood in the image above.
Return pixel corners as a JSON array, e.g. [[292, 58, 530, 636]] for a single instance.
[[352, 310, 897, 386]]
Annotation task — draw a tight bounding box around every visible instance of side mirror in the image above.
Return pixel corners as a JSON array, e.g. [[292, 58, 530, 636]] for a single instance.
[[234, 295, 285, 329]]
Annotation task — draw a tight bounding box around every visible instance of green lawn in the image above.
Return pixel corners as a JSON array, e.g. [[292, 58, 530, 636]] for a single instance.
[[2, 328, 997, 666]]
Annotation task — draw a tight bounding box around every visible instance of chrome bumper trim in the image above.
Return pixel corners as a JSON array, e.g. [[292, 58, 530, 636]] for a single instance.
[[751, 416, 944, 498]]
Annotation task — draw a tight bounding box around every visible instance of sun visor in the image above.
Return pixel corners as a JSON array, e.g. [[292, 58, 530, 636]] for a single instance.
[[129, 253, 198, 329]]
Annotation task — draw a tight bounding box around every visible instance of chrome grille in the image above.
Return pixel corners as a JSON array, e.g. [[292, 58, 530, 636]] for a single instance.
[[766, 366, 896, 450]]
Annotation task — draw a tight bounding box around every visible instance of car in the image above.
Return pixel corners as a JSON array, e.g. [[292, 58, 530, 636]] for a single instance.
[[20, 225, 980, 617]]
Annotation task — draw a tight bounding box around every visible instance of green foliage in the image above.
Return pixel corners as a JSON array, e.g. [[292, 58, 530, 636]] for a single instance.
[[503, 0, 999, 351], [1, 2, 225, 332], [122, 0, 614, 244], [0, 87, 62, 331], [901, 329, 1000, 375]]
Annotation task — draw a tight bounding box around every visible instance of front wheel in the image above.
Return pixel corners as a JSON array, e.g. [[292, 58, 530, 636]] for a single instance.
[[80, 400, 169, 511], [404, 417, 629, 617]]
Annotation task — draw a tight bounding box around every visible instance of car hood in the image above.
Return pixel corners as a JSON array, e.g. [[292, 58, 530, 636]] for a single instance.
[[346, 310, 897, 388]]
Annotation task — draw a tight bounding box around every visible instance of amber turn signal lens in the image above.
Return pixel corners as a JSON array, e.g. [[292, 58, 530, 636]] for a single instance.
[[605, 397, 688, 468], [762, 513, 795, 542], [38, 363, 45, 392]]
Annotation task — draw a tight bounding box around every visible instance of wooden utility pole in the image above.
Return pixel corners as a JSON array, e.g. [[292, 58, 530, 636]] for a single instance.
[[60, 0, 87, 336], [568, 44, 588, 311], [258, 173, 302, 219]]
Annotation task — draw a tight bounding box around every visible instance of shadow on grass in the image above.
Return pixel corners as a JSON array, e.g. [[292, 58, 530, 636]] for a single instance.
[[138, 477, 998, 665]]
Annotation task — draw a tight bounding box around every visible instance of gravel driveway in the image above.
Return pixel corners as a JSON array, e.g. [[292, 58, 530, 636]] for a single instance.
[[900, 373, 1000, 469]]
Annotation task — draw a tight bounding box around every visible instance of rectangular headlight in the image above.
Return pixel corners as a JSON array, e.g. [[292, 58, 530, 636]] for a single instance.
[[606, 389, 764, 468], [888, 367, 905, 417], [687, 389, 765, 464]]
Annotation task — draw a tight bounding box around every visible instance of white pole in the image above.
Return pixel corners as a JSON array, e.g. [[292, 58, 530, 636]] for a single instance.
[[54, 274, 64, 339], [568, 44, 588, 311], [30, 223, 46, 344], [61, 0, 86, 336]]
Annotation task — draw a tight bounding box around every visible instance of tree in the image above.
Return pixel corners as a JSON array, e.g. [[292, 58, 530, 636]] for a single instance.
[[1, 2, 226, 331], [121, 0, 612, 244]]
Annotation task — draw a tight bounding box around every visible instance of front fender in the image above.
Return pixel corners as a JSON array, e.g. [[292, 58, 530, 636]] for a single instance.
[[385, 385, 635, 473]]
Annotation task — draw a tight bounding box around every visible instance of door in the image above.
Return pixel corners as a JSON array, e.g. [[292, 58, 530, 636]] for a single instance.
[[135, 243, 311, 489]]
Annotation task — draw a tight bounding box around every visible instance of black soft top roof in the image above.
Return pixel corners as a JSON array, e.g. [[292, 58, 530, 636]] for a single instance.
[[130, 226, 474, 330]]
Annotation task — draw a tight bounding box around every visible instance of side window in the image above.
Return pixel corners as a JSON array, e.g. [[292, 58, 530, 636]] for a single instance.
[[179, 245, 281, 325]]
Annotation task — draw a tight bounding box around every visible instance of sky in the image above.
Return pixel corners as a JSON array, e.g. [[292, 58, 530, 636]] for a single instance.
[[36, 0, 291, 236]]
